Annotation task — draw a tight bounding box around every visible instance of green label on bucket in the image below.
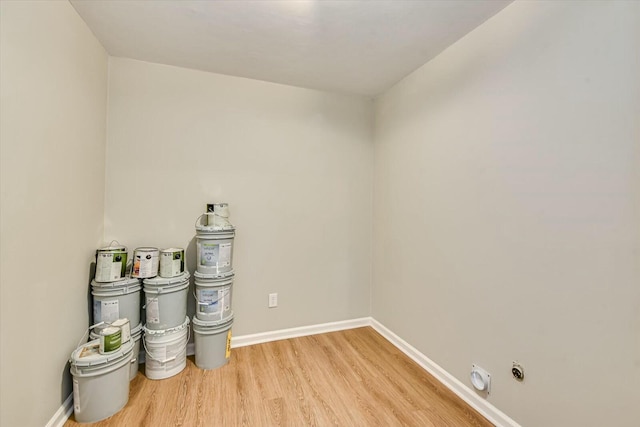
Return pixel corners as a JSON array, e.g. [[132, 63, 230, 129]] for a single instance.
[[102, 330, 121, 353]]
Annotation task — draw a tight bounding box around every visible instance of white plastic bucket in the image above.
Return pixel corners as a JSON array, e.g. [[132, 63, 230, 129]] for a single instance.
[[193, 315, 233, 370], [194, 271, 234, 322], [143, 316, 190, 380], [195, 226, 235, 275], [70, 339, 134, 423], [132, 247, 159, 278], [143, 272, 189, 330], [91, 278, 141, 327], [95, 246, 128, 283], [159, 248, 185, 278], [91, 323, 142, 381]]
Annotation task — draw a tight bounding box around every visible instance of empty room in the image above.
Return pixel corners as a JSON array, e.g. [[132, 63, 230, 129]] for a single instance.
[[1, 1, 638, 426]]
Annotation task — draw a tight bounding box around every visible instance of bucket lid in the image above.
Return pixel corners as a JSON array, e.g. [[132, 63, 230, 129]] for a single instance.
[[160, 247, 184, 254], [192, 313, 234, 328], [135, 247, 159, 253], [96, 245, 127, 253], [194, 270, 234, 280], [195, 224, 236, 233], [70, 339, 134, 367], [143, 271, 190, 286], [91, 277, 141, 289], [143, 316, 190, 336]]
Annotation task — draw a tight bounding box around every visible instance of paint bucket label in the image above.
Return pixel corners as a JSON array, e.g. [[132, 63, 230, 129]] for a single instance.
[[95, 251, 127, 282], [160, 249, 184, 277], [99, 327, 122, 354], [146, 297, 160, 324], [112, 319, 131, 344], [200, 243, 231, 267], [225, 330, 232, 359], [93, 300, 119, 323], [197, 288, 230, 315], [133, 249, 159, 278]]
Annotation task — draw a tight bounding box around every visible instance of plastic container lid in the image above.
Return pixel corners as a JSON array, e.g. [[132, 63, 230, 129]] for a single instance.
[[194, 270, 234, 280], [143, 316, 190, 337], [91, 277, 140, 289], [143, 271, 190, 287], [192, 313, 234, 328], [195, 224, 236, 233], [70, 339, 134, 367]]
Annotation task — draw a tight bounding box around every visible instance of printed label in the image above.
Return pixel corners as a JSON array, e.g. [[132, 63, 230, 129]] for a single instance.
[[95, 252, 125, 281], [218, 243, 232, 267], [225, 330, 232, 359], [96, 300, 119, 323], [160, 251, 183, 277], [146, 297, 160, 324], [101, 330, 122, 353], [133, 252, 158, 278], [73, 378, 81, 412], [200, 243, 219, 266], [198, 289, 221, 315]]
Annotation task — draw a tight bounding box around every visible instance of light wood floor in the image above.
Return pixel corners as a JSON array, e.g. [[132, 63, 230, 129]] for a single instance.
[[65, 327, 492, 426]]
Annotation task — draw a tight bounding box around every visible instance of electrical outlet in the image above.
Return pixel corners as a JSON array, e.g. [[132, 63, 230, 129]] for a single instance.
[[268, 293, 278, 308]]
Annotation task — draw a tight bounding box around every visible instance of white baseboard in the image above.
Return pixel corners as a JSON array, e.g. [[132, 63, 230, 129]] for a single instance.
[[370, 319, 521, 427], [49, 316, 518, 427], [229, 317, 372, 348], [45, 394, 73, 427]]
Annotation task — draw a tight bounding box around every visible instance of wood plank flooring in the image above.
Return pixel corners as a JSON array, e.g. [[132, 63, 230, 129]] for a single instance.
[[65, 327, 492, 426]]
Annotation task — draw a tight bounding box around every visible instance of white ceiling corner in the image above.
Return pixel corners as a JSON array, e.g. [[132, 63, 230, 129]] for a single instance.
[[70, 0, 512, 97]]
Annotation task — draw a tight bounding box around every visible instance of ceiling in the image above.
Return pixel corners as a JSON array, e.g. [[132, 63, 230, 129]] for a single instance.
[[71, 0, 512, 97]]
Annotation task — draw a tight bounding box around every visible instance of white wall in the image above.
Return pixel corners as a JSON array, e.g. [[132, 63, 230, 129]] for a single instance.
[[105, 58, 373, 335], [0, 2, 108, 426], [373, 1, 640, 426]]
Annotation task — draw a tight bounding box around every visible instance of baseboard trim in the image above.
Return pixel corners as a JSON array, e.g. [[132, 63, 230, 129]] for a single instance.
[[370, 319, 521, 427], [49, 316, 518, 427], [45, 393, 73, 427], [230, 317, 373, 348]]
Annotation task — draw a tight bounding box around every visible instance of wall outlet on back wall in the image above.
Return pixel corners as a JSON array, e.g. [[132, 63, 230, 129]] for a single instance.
[[268, 293, 278, 308]]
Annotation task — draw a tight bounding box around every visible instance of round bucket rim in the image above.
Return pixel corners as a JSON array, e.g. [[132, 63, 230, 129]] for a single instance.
[[194, 270, 234, 280], [192, 313, 234, 328], [91, 277, 140, 288], [143, 280, 189, 294], [143, 316, 190, 336], [70, 339, 134, 369], [143, 271, 190, 286]]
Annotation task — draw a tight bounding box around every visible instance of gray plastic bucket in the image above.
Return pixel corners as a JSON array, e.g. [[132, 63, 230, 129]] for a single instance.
[[90, 322, 142, 381], [91, 278, 141, 326], [194, 271, 234, 322], [143, 272, 189, 330], [192, 314, 233, 370], [69, 339, 134, 423], [195, 225, 235, 275], [143, 316, 190, 380]]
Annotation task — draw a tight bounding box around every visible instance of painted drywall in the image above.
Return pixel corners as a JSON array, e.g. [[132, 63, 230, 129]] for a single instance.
[[0, 2, 108, 426], [372, 1, 640, 426], [105, 58, 373, 335]]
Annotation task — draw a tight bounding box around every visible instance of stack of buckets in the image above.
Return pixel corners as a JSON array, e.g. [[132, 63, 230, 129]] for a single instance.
[[142, 248, 190, 380], [69, 243, 189, 423], [193, 203, 235, 370], [69, 244, 143, 423]]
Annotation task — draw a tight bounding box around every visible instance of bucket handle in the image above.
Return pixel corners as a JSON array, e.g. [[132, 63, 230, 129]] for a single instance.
[[75, 321, 108, 349], [193, 289, 225, 306], [142, 327, 190, 364], [195, 214, 206, 228]]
